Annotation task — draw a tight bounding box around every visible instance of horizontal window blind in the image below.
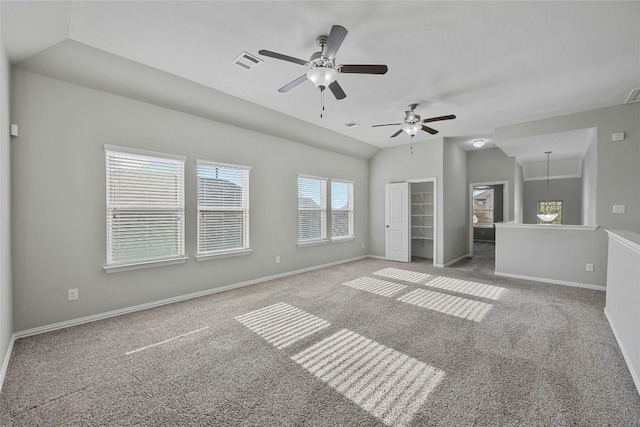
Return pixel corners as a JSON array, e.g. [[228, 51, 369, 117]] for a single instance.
[[298, 176, 327, 243], [105, 146, 185, 266], [197, 160, 250, 255], [331, 180, 354, 239]]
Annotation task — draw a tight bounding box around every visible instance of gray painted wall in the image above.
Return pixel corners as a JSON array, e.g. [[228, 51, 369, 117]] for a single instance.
[[466, 147, 515, 221], [1, 36, 14, 377], [443, 139, 468, 263], [523, 177, 582, 225], [514, 161, 524, 223], [10, 69, 369, 331], [582, 134, 597, 226], [495, 103, 640, 233], [368, 139, 444, 263]]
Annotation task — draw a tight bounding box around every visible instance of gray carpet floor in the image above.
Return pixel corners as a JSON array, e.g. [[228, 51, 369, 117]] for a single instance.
[[1, 250, 639, 426]]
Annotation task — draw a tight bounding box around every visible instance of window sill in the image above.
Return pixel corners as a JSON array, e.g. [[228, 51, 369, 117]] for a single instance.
[[104, 256, 188, 273], [297, 239, 329, 248], [331, 236, 355, 243], [195, 249, 252, 262]]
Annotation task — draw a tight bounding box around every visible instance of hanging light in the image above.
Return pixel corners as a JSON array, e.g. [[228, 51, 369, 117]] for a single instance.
[[537, 151, 558, 223], [402, 123, 421, 137], [306, 67, 337, 89]]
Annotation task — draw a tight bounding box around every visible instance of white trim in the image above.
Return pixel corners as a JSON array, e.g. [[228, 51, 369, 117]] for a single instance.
[[494, 271, 606, 291], [15, 256, 367, 339], [331, 237, 355, 243], [495, 222, 599, 231], [606, 230, 640, 254], [0, 334, 16, 393], [367, 254, 387, 260], [604, 308, 640, 396], [196, 158, 252, 171], [442, 253, 469, 267], [103, 144, 186, 162], [195, 249, 252, 261], [297, 239, 329, 248], [103, 256, 188, 273]]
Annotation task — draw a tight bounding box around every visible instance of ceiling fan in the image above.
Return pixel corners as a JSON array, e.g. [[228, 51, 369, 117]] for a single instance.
[[259, 25, 388, 103], [372, 104, 456, 138]]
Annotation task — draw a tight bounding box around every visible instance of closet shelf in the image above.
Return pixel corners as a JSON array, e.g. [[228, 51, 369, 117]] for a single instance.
[[411, 237, 433, 240]]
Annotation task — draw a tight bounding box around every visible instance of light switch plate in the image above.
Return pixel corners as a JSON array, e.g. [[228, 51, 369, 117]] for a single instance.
[[613, 205, 626, 214]]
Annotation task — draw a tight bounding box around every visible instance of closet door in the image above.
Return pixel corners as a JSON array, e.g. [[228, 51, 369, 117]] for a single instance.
[[385, 183, 410, 262]]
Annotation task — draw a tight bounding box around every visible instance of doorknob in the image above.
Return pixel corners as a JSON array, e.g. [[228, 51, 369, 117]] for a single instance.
[[386, 225, 389, 228]]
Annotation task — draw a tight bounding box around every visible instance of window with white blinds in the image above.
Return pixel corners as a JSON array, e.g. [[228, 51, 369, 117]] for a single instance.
[[331, 180, 354, 239], [105, 146, 185, 268], [298, 175, 327, 243], [197, 160, 250, 256]]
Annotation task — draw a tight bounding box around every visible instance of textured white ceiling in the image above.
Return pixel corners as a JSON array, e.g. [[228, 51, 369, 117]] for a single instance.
[[2, 1, 639, 156]]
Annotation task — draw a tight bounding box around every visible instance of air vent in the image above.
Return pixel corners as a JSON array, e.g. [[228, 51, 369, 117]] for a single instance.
[[344, 122, 360, 128], [233, 51, 262, 70], [625, 88, 640, 104]]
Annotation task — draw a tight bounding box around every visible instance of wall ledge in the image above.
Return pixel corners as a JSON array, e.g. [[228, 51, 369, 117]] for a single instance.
[[494, 271, 606, 291], [606, 229, 640, 254], [496, 222, 599, 231]]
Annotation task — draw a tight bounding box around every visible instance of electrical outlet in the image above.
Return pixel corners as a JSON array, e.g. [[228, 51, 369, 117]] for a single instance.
[[586, 263, 594, 272], [613, 205, 626, 214], [68, 288, 78, 301], [275, 256, 280, 264]]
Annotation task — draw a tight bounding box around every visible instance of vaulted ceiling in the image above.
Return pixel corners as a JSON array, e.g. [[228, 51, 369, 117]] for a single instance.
[[2, 1, 639, 160]]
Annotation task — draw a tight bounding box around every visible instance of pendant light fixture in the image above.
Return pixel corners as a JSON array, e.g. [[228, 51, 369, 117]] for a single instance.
[[537, 151, 558, 223]]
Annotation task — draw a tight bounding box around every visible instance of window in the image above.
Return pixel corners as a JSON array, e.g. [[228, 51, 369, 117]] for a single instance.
[[331, 180, 354, 239], [473, 187, 494, 227], [197, 160, 251, 258], [298, 175, 327, 243], [105, 145, 185, 271], [538, 200, 563, 224]]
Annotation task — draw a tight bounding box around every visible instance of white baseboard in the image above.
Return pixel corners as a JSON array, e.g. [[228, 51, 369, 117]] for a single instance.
[[0, 334, 16, 393], [14, 255, 368, 339], [438, 253, 470, 268], [494, 271, 606, 291], [367, 254, 387, 260], [604, 308, 640, 395]]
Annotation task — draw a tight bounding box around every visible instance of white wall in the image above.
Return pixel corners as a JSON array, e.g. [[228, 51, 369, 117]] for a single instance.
[[514, 161, 524, 223], [582, 133, 597, 226], [368, 138, 444, 262], [0, 27, 14, 380], [443, 139, 468, 263], [523, 177, 582, 225], [10, 68, 369, 332]]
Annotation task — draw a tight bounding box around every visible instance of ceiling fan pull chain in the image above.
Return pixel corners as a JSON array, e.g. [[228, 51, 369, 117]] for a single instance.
[[320, 88, 325, 118], [410, 136, 414, 154]]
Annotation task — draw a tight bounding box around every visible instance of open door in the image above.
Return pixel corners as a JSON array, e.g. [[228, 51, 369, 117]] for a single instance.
[[385, 182, 410, 262]]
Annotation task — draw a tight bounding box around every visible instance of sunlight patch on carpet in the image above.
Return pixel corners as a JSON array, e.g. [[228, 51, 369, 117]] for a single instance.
[[342, 276, 408, 297], [235, 302, 330, 349], [397, 289, 492, 322], [293, 329, 445, 427], [425, 276, 506, 300], [372, 267, 431, 284], [126, 326, 210, 355]]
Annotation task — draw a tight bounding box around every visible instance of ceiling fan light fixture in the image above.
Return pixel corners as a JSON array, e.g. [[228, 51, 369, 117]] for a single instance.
[[403, 123, 421, 137], [307, 67, 337, 89]]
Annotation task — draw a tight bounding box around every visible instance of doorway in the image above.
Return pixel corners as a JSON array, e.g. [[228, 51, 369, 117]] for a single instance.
[[468, 181, 508, 257]]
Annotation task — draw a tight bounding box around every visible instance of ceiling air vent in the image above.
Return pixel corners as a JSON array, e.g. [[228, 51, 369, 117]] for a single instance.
[[344, 122, 360, 128], [625, 88, 640, 104], [233, 51, 262, 70]]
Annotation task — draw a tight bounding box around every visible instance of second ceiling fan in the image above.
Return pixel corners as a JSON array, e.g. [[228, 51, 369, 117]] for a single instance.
[[373, 104, 456, 138], [259, 24, 388, 101]]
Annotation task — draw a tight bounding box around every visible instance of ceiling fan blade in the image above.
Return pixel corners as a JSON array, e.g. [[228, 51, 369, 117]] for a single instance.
[[323, 25, 348, 59], [421, 125, 439, 135], [278, 74, 308, 93], [372, 123, 402, 127], [422, 114, 456, 123], [259, 49, 308, 66], [390, 129, 403, 138], [339, 64, 388, 74], [328, 80, 346, 100]]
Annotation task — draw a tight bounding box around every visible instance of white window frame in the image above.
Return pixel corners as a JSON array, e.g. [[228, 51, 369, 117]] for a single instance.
[[104, 145, 187, 273], [330, 179, 355, 241], [196, 160, 252, 261], [297, 175, 328, 246]]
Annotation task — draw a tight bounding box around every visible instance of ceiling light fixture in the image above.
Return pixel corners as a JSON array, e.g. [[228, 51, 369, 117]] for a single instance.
[[307, 67, 337, 89], [402, 123, 422, 137], [537, 151, 558, 223], [472, 139, 486, 148]]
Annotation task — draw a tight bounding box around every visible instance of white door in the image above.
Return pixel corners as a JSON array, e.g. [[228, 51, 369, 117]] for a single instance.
[[385, 182, 410, 262]]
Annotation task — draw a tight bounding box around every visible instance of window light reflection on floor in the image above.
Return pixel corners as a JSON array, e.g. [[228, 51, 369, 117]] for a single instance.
[[397, 289, 492, 322], [235, 302, 330, 349], [342, 276, 408, 297], [425, 276, 506, 300], [372, 267, 431, 284], [292, 329, 445, 427]]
